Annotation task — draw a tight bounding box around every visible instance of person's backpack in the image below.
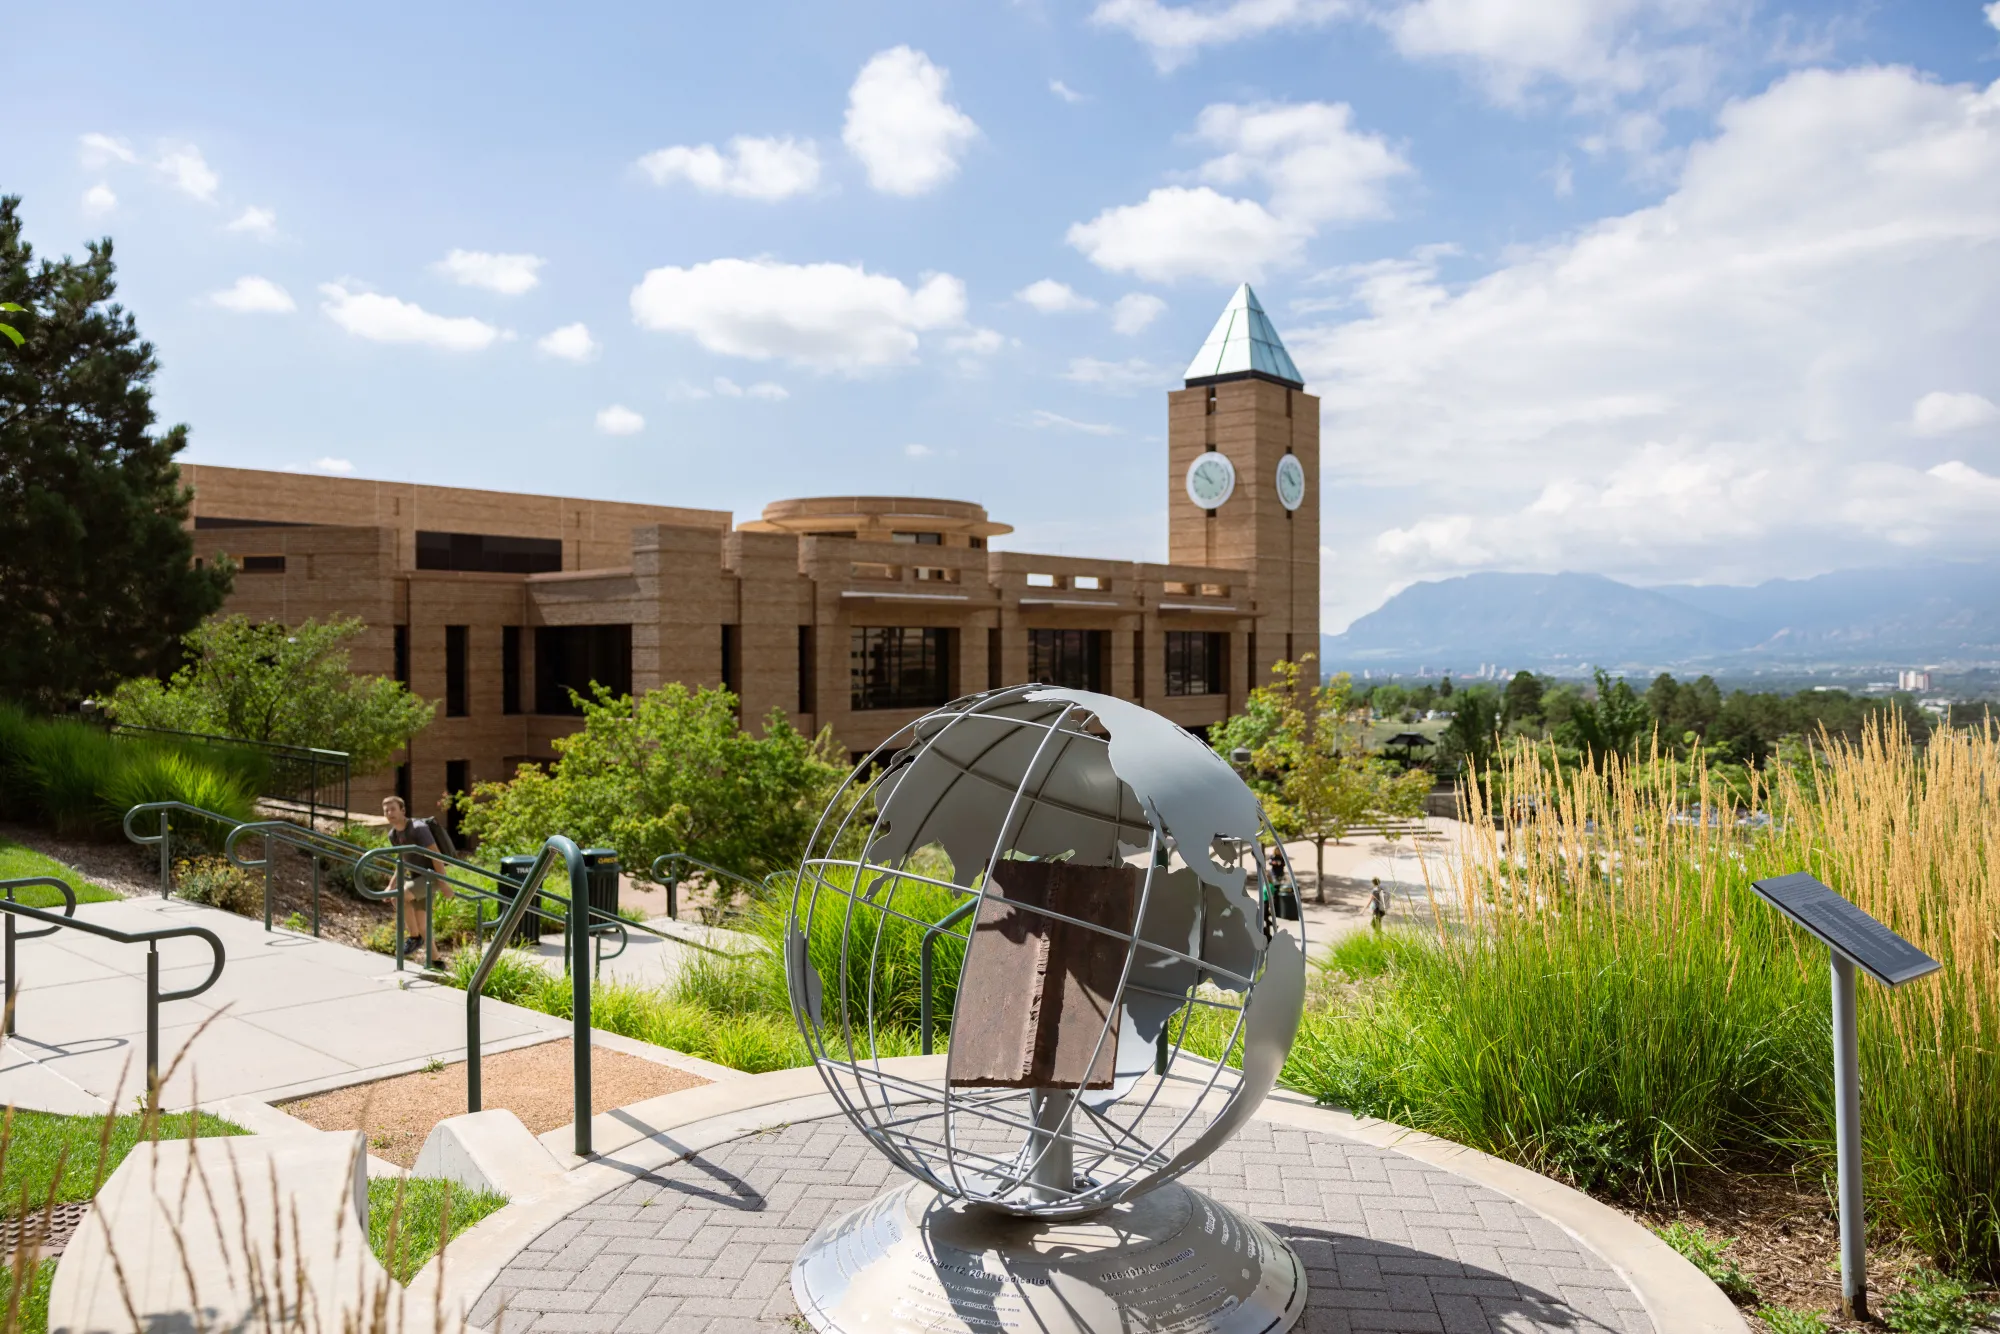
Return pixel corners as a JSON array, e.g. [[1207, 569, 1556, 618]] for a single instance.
[[418, 816, 459, 861]]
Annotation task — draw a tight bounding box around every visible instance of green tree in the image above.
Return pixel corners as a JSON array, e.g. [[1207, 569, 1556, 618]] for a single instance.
[[1222, 658, 1431, 903], [1502, 670, 1545, 728], [105, 616, 433, 773], [459, 682, 845, 880], [1558, 669, 1653, 763], [1439, 686, 1501, 777], [0, 197, 230, 710]]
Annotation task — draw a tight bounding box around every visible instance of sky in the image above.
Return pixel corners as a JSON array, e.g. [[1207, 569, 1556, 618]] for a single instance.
[[6, 1, 2000, 631]]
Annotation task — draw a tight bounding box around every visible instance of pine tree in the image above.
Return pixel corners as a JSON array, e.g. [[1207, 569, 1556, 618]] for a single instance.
[[0, 196, 230, 709]]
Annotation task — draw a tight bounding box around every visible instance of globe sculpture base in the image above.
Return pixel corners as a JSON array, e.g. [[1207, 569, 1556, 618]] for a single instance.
[[791, 1179, 1307, 1334]]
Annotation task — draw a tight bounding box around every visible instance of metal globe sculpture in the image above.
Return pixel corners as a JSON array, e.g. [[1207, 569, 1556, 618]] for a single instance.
[[786, 685, 1310, 1334]]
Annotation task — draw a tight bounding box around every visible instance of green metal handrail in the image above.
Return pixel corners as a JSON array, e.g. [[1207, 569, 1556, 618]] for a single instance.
[[1, 876, 224, 1110], [648, 852, 770, 924]]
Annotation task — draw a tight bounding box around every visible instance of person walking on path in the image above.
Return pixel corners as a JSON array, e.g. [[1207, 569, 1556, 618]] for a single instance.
[[383, 795, 446, 958], [1368, 877, 1391, 931]]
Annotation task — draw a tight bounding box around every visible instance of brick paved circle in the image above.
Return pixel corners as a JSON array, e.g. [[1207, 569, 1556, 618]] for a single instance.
[[471, 1112, 1655, 1334]]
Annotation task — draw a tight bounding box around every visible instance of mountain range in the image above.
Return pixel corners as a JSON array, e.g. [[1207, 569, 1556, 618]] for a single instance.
[[1321, 565, 2000, 672]]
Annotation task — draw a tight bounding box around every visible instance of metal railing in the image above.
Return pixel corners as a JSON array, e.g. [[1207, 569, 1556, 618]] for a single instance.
[[1, 876, 225, 1110], [648, 852, 772, 924], [109, 723, 351, 828]]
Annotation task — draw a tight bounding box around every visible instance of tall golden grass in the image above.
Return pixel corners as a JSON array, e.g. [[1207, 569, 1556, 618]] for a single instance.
[[1285, 718, 1998, 1278]]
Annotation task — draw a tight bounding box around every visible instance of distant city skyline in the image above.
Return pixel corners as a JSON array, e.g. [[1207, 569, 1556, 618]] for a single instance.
[[8, 1, 1999, 630]]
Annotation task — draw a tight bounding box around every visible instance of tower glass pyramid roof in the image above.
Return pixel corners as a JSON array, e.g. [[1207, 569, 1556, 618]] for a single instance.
[[1182, 283, 1304, 389]]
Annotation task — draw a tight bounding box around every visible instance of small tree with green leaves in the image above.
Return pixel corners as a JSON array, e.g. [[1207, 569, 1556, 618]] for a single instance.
[[106, 615, 433, 773], [460, 682, 846, 880], [1225, 657, 1432, 903]]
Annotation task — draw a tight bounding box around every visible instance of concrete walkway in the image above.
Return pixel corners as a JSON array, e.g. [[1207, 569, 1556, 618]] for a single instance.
[[515, 917, 762, 990], [0, 895, 571, 1114]]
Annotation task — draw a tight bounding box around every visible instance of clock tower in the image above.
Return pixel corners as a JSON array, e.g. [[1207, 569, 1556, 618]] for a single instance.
[[1167, 284, 1321, 690]]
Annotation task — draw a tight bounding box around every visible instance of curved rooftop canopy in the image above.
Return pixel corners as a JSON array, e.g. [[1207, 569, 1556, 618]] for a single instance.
[[740, 495, 1012, 544], [1183, 282, 1304, 390]]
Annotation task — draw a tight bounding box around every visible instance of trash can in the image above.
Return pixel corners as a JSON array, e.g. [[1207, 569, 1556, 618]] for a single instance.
[[495, 853, 550, 948], [582, 848, 621, 935]]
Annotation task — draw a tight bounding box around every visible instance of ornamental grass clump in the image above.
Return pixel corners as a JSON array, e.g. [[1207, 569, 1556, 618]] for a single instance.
[[1281, 719, 2000, 1280]]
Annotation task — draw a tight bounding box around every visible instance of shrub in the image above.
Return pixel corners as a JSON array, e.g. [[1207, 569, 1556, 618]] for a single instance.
[[0, 701, 254, 839], [173, 855, 261, 916], [1653, 1222, 1758, 1304], [1885, 1270, 1995, 1334]]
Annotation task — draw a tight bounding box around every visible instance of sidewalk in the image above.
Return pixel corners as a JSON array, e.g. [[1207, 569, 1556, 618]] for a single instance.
[[0, 895, 572, 1114], [512, 915, 762, 989], [1280, 816, 1461, 946]]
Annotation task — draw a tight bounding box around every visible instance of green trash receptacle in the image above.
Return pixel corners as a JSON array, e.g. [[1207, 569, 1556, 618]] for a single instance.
[[582, 848, 621, 935], [496, 853, 551, 948]]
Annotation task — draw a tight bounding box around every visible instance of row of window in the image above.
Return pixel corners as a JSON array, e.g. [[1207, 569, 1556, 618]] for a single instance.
[[413, 624, 1229, 719]]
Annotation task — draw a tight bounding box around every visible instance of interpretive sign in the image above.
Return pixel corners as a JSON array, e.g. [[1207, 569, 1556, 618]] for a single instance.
[[1749, 872, 1940, 987]]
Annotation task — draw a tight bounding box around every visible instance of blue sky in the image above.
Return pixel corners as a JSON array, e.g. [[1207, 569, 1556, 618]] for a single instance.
[[7, 1, 2000, 629]]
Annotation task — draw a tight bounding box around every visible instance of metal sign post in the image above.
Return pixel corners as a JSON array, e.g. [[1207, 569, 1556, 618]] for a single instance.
[[1750, 872, 1942, 1320]]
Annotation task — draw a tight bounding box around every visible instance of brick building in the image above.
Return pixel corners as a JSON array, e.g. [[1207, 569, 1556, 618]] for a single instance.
[[180, 284, 1319, 813]]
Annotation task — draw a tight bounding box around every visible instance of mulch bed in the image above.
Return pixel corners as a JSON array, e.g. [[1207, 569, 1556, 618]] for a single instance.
[[1625, 1162, 1994, 1329]]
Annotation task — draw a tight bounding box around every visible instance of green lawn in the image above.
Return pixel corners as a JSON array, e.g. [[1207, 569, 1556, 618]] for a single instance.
[[0, 1259, 54, 1334], [0, 839, 118, 909], [366, 1177, 508, 1283], [0, 1109, 245, 1215]]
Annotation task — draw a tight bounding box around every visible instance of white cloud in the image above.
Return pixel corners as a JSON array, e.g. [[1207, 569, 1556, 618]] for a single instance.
[[431, 249, 545, 296], [946, 328, 1005, 356], [1910, 391, 1999, 437], [1069, 186, 1301, 282], [1029, 409, 1122, 436], [1283, 65, 2000, 626], [1090, 0, 1349, 71], [630, 257, 968, 373], [1050, 80, 1087, 104], [1068, 100, 1407, 282], [905, 443, 935, 458], [636, 136, 820, 201], [712, 376, 791, 400], [81, 183, 117, 217], [314, 457, 354, 474], [1382, 0, 1725, 111], [227, 206, 278, 238], [1063, 357, 1167, 394], [536, 323, 599, 362], [1016, 279, 1097, 313], [1194, 102, 1410, 224], [79, 133, 136, 168], [319, 284, 502, 351], [596, 405, 645, 436], [209, 276, 295, 314], [156, 144, 218, 201], [1988, 1, 2000, 32], [843, 47, 979, 196], [1111, 292, 1167, 334]]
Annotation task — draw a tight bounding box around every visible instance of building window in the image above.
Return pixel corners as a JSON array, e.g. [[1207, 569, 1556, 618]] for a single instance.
[[393, 625, 409, 686], [1133, 630, 1145, 700], [239, 554, 286, 574], [970, 536, 985, 550], [988, 627, 1001, 691], [721, 625, 740, 703], [416, 530, 563, 574], [535, 624, 632, 714], [502, 626, 523, 715], [851, 627, 950, 711], [891, 531, 942, 545], [1165, 631, 1225, 697], [443, 759, 469, 844], [798, 625, 816, 715], [1028, 629, 1104, 692], [445, 626, 468, 717]]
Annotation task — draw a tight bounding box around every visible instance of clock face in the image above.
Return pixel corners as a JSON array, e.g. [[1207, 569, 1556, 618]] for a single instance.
[[1185, 451, 1236, 510], [1275, 454, 1306, 511]]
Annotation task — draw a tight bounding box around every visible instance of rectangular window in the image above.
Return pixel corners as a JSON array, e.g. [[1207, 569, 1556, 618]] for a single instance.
[[534, 624, 632, 714], [445, 625, 468, 717], [393, 625, 409, 686], [850, 627, 951, 711], [239, 554, 286, 574], [444, 759, 469, 840], [891, 531, 942, 545], [798, 625, 816, 715], [988, 627, 1001, 691], [1247, 631, 1257, 686], [721, 625, 740, 699], [1165, 631, 1226, 697], [502, 626, 523, 715], [395, 762, 410, 807], [415, 530, 563, 574], [1133, 630, 1145, 700], [1028, 629, 1104, 692]]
